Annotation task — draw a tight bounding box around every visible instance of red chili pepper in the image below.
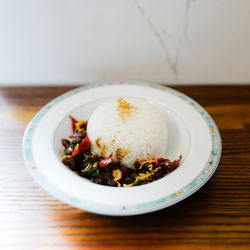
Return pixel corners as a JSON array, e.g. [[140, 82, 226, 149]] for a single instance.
[[165, 155, 182, 174], [174, 155, 182, 166], [99, 153, 113, 167], [153, 157, 170, 166], [72, 136, 91, 157], [69, 115, 78, 133]]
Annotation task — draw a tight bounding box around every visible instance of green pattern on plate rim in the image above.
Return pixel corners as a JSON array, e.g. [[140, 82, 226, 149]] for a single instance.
[[23, 82, 222, 214]]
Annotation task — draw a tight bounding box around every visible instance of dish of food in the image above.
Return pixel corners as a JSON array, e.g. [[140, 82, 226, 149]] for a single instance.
[[23, 82, 221, 216], [61, 98, 182, 187]]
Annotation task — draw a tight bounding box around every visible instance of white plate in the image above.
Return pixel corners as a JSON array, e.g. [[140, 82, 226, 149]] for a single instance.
[[23, 82, 222, 216]]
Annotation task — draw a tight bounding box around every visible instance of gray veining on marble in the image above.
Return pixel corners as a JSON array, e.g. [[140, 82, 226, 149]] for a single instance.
[[1, 0, 250, 85], [172, 0, 193, 80], [134, 0, 195, 81], [134, 0, 176, 78]]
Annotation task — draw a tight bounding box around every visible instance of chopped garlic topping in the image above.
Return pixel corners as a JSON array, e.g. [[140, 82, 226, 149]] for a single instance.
[[117, 98, 138, 122], [113, 169, 122, 181], [75, 120, 84, 131], [135, 171, 152, 181]]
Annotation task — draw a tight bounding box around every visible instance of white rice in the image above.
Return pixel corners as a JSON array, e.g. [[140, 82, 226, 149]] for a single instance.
[[87, 98, 168, 169]]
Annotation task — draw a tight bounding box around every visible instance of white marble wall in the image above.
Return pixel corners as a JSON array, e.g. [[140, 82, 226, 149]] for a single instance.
[[0, 0, 250, 85]]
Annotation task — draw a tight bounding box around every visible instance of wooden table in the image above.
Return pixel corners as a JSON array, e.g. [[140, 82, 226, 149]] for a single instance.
[[0, 85, 249, 250]]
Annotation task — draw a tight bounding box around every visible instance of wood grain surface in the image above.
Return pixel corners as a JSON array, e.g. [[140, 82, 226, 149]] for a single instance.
[[0, 85, 249, 250]]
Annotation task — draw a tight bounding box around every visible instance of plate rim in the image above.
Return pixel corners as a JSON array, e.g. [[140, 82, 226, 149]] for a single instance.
[[23, 81, 222, 216]]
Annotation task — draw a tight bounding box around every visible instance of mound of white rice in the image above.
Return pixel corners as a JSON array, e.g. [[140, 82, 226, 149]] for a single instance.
[[87, 98, 168, 169]]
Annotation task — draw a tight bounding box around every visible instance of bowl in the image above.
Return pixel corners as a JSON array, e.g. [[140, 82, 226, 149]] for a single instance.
[[23, 82, 221, 216]]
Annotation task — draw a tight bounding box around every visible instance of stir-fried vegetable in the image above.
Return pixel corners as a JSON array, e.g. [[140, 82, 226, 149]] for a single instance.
[[99, 153, 113, 167], [61, 116, 182, 187], [69, 115, 78, 133], [72, 136, 91, 157]]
